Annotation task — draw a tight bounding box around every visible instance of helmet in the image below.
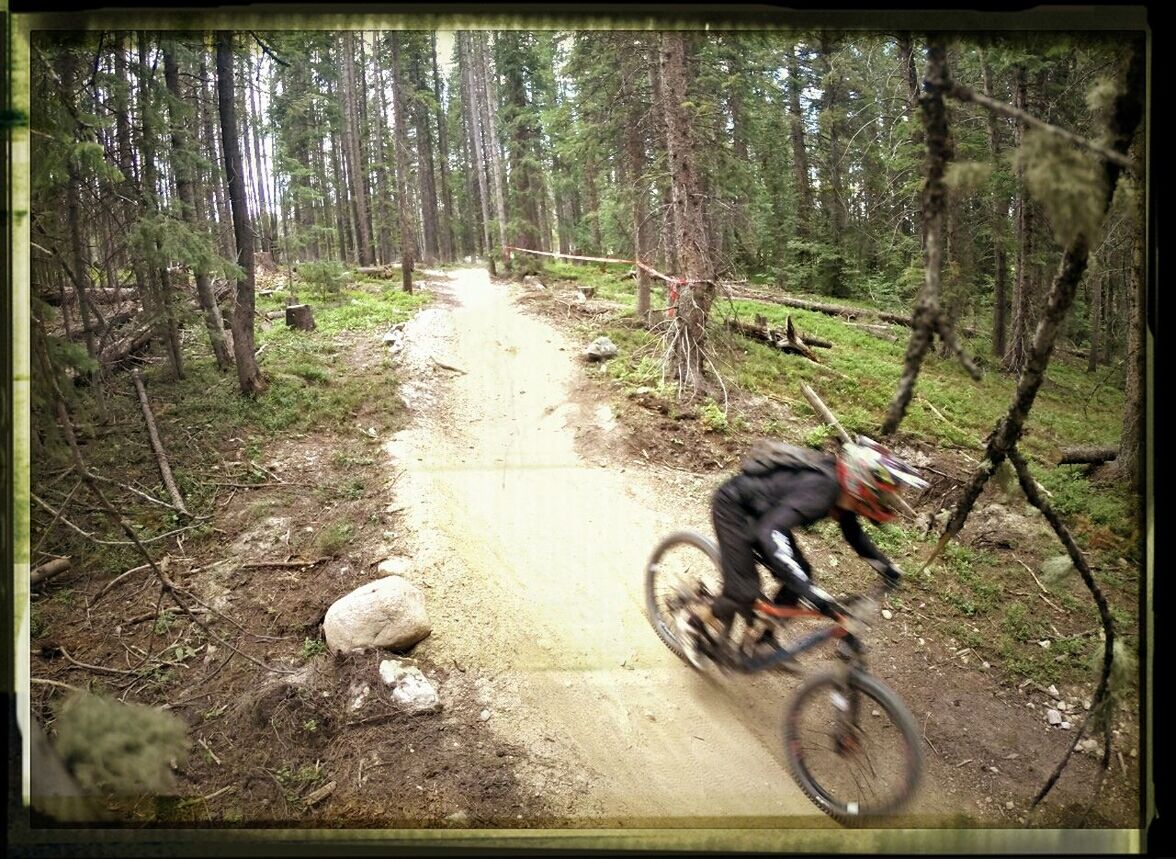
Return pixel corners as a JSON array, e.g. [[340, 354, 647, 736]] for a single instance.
[[836, 436, 929, 523]]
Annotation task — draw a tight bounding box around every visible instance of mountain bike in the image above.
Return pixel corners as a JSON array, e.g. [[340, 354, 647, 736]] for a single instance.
[[644, 529, 923, 825]]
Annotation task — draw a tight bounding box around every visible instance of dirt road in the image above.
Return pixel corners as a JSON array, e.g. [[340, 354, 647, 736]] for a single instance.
[[381, 267, 955, 827]]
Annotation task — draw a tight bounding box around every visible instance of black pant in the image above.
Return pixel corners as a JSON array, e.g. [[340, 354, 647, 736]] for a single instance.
[[711, 472, 840, 619]]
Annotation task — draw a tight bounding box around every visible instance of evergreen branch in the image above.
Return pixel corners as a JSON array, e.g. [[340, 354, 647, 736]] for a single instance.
[[251, 33, 291, 68]]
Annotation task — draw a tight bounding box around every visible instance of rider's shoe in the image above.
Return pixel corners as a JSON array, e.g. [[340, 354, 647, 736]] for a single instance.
[[680, 605, 734, 673]]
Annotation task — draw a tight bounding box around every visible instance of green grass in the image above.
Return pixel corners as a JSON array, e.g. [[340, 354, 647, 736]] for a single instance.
[[314, 522, 354, 556]]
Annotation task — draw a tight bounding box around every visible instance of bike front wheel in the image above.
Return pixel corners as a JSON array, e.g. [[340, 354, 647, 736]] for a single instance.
[[783, 668, 923, 825], [644, 529, 724, 665]]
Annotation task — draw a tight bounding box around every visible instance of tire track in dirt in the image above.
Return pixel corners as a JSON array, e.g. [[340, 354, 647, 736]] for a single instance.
[[384, 268, 957, 827]]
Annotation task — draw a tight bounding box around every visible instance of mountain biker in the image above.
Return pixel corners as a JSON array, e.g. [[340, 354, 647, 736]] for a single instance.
[[688, 436, 928, 667]]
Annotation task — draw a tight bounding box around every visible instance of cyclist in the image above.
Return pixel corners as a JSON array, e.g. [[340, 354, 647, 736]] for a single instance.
[[686, 435, 928, 668]]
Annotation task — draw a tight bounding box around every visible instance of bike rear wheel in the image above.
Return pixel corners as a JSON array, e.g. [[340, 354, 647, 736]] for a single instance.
[[783, 668, 923, 825], [644, 530, 723, 664]]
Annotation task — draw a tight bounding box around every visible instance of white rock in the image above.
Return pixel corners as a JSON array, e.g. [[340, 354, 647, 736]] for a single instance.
[[1038, 640, 1051, 649], [323, 576, 431, 654], [479, 709, 491, 722], [881, 609, 893, 620], [1057, 701, 1067, 711], [351, 684, 372, 711], [379, 659, 440, 713], [1046, 709, 1063, 725], [445, 810, 470, 824], [1047, 684, 1060, 697], [377, 556, 411, 577], [1006, 801, 1015, 810], [1060, 721, 1071, 730]]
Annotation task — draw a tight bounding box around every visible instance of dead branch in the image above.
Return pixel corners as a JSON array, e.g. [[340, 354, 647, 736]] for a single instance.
[[88, 564, 151, 609], [51, 395, 298, 676], [31, 558, 72, 587], [947, 82, 1133, 171], [1008, 446, 1118, 811], [725, 318, 823, 363], [727, 288, 924, 329], [131, 370, 191, 518], [800, 382, 852, 445], [1057, 446, 1118, 466], [431, 355, 468, 374], [240, 558, 326, 569]]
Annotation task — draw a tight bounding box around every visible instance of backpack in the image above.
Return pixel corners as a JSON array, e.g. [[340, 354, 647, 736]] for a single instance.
[[740, 440, 830, 477]]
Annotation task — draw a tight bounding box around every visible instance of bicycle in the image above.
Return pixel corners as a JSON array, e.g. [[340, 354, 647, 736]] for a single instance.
[[644, 529, 923, 825]]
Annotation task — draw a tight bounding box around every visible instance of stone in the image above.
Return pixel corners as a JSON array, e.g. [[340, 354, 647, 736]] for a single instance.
[[379, 659, 440, 713], [881, 609, 893, 620], [479, 709, 492, 722], [377, 556, 411, 577], [1047, 684, 1060, 698], [584, 336, 618, 361], [323, 576, 431, 654], [1046, 709, 1063, 726]]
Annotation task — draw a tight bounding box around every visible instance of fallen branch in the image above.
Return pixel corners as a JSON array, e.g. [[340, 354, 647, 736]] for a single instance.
[[51, 395, 298, 677], [240, 558, 326, 569], [1009, 445, 1118, 812], [131, 370, 190, 518], [31, 558, 72, 587], [88, 564, 151, 609], [1057, 446, 1117, 466], [431, 355, 468, 375], [800, 383, 852, 445]]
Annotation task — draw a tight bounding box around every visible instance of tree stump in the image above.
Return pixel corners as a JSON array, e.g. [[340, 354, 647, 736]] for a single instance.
[[285, 304, 316, 331]]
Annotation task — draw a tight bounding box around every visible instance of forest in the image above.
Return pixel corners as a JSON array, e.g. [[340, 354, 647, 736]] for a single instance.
[[16, 22, 1149, 836]]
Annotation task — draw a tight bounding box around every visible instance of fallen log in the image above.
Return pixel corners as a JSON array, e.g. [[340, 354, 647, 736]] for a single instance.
[[726, 316, 825, 362], [848, 322, 900, 342], [131, 370, 191, 518], [45, 287, 140, 306], [1058, 446, 1117, 466], [356, 265, 395, 279], [98, 320, 155, 367], [730, 288, 977, 337], [31, 557, 72, 587]]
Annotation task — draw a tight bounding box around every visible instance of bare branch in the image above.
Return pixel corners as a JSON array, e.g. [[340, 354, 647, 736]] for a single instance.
[[947, 82, 1134, 171]]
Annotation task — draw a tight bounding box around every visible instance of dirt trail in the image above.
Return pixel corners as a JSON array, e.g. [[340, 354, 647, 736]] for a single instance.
[[383, 267, 958, 826]]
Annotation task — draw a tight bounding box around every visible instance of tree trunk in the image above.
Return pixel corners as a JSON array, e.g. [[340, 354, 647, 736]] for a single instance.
[[247, 51, 273, 254], [285, 304, 316, 331], [981, 54, 1009, 358], [61, 49, 101, 365], [389, 33, 417, 293], [432, 33, 455, 262], [342, 32, 376, 266], [164, 40, 233, 371], [216, 31, 266, 396], [410, 45, 440, 264], [200, 47, 234, 260], [660, 32, 715, 395], [474, 33, 509, 263], [786, 44, 813, 235], [137, 37, 185, 380], [621, 42, 652, 323], [817, 35, 848, 296], [1004, 65, 1031, 374], [1110, 208, 1145, 487], [460, 33, 494, 268]]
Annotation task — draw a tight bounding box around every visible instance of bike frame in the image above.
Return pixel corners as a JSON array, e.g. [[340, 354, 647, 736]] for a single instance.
[[738, 601, 866, 674]]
